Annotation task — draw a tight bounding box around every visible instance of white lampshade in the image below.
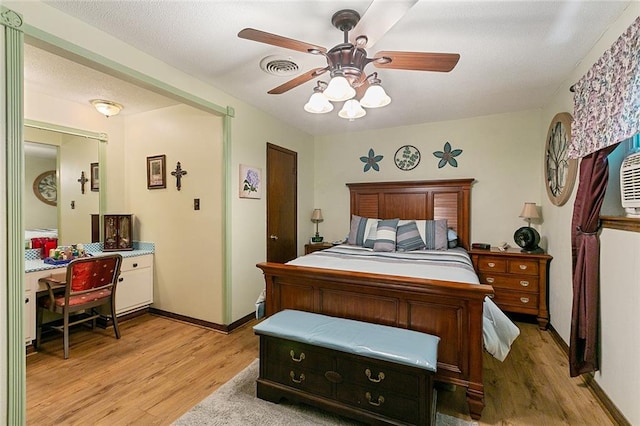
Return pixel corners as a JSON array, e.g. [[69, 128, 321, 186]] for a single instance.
[[303, 92, 333, 114], [323, 75, 356, 102], [519, 202, 540, 220], [311, 208, 323, 222], [360, 84, 391, 108], [90, 99, 123, 117], [338, 99, 366, 121]]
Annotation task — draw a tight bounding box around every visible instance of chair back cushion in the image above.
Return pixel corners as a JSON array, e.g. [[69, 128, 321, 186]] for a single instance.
[[69, 256, 120, 293]]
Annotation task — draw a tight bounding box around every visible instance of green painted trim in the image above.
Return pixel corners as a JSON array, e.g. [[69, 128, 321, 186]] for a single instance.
[[23, 24, 230, 118], [222, 115, 233, 324], [4, 12, 26, 425], [25, 119, 107, 141], [1, 6, 24, 30]]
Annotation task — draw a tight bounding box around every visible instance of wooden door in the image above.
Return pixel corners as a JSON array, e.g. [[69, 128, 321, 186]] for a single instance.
[[266, 143, 297, 263]]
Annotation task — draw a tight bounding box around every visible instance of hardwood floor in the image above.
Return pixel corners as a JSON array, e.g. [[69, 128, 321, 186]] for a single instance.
[[26, 314, 616, 425]]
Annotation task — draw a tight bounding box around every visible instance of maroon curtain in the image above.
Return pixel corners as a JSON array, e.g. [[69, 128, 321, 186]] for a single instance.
[[569, 144, 618, 377]]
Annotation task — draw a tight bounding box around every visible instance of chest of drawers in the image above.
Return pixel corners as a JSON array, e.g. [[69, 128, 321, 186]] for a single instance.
[[257, 335, 436, 425], [469, 248, 552, 329]]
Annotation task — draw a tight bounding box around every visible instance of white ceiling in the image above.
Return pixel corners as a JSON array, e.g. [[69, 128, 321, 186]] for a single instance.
[[29, 0, 631, 136]]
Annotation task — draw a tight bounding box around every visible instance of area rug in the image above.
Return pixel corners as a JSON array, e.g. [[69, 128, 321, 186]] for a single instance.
[[173, 359, 476, 426]]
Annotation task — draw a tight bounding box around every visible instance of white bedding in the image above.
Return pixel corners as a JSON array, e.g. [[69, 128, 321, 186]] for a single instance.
[[25, 228, 58, 241], [286, 244, 520, 362]]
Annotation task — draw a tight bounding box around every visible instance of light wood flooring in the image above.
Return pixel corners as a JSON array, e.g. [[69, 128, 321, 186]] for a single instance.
[[26, 314, 616, 425]]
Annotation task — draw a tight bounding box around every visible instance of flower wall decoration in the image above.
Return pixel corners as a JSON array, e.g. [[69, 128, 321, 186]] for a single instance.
[[433, 142, 463, 168], [239, 164, 262, 199], [360, 148, 384, 172]]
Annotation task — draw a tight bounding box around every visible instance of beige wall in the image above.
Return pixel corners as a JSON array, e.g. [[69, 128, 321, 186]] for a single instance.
[[125, 104, 225, 323], [313, 109, 544, 246], [24, 154, 57, 231], [540, 5, 639, 423]]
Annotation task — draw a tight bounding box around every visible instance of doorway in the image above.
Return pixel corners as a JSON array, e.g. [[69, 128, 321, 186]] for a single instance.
[[266, 143, 297, 263]]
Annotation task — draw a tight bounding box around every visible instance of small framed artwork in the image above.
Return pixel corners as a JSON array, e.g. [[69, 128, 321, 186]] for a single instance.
[[239, 164, 262, 199], [90, 162, 99, 192], [147, 155, 167, 189]]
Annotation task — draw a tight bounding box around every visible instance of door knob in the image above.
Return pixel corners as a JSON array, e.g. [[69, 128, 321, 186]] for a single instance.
[[269, 235, 279, 240]]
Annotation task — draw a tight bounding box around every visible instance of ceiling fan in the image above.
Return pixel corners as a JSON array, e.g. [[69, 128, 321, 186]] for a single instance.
[[238, 2, 460, 119]]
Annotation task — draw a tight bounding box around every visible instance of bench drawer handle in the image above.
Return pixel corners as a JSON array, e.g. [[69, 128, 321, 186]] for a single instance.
[[519, 264, 528, 270], [485, 277, 495, 284], [289, 350, 305, 362], [365, 392, 385, 407], [289, 371, 305, 384], [487, 262, 496, 268], [365, 368, 385, 383], [520, 280, 530, 287], [520, 297, 530, 304]]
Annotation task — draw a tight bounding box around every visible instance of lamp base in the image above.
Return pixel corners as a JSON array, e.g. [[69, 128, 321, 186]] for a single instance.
[[520, 247, 544, 254], [311, 236, 324, 243]]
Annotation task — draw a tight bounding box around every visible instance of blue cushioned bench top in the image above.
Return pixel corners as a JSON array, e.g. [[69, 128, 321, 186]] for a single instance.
[[254, 310, 439, 372]]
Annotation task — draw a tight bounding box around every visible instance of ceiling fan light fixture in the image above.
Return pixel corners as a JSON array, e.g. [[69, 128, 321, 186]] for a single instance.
[[304, 92, 333, 114], [360, 84, 391, 108], [338, 99, 366, 121], [90, 99, 123, 117], [324, 75, 356, 102]]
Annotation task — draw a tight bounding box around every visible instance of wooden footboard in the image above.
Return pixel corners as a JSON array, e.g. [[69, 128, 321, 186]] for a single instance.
[[257, 262, 494, 420]]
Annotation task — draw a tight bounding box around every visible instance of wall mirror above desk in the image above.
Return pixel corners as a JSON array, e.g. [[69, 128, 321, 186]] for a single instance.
[[24, 120, 107, 246]]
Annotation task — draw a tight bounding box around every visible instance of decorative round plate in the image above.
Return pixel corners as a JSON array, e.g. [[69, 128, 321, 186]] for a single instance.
[[545, 112, 578, 206], [33, 170, 57, 206], [394, 145, 421, 171]]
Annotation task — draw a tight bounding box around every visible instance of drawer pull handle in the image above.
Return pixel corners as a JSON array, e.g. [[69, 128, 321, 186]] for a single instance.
[[487, 262, 496, 268], [133, 263, 138, 268], [520, 297, 530, 304], [25, 297, 30, 304], [365, 392, 385, 407], [486, 277, 495, 284], [520, 280, 530, 287], [289, 371, 305, 384], [289, 350, 305, 362], [519, 264, 528, 270], [365, 368, 385, 383]]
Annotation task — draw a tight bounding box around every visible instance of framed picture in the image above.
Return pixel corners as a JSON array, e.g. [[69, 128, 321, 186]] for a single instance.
[[545, 112, 577, 206], [147, 155, 167, 189], [239, 164, 262, 199], [90, 162, 99, 192]]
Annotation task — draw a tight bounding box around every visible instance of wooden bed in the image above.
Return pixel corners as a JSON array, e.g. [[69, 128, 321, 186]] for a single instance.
[[256, 179, 493, 420]]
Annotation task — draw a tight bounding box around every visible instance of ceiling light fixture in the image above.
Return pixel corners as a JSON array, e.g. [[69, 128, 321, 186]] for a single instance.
[[90, 99, 123, 118], [303, 82, 334, 114]]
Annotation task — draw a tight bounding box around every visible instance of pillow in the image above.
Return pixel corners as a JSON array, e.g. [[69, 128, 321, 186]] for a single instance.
[[396, 221, 426, 251], [363, 225, 377, 248], [347, 215, 379, 246], [422, 219, 448, 250], [373, 219, 400, 252], [447, 228, 458, 248]]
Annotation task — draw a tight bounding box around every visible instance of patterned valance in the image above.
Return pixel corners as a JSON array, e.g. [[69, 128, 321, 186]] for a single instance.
[[568, 16, 639, 159]]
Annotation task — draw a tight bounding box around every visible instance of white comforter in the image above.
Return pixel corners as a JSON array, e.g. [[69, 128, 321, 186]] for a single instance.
[[287, 244, 520, 361]]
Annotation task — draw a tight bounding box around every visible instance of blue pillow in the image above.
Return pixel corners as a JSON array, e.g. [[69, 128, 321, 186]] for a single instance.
[[347, 215, 378, 246], [396, 221, 426, 251], [373, 219, 400, 252]]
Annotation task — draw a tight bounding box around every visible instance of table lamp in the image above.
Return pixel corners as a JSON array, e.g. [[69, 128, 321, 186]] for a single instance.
[[311, 209, 324, 243], [513, 202, 543, 253]]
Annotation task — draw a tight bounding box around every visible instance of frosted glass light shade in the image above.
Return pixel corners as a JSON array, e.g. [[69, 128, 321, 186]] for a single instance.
[[338, 99, 366, 121], [90, 99, 123, 117], [304, 92, 333, 114], [324, 75, 356, 102], [360, 84, 391, 108]]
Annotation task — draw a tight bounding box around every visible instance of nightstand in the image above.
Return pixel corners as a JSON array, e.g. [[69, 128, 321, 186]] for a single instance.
[[304, 242, 333, 255], [469, 247, 552, 329]]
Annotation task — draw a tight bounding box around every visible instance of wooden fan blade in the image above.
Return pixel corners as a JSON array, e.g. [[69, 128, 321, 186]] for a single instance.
[[238, 28, 326, 54], [349, 0, 418, 48], [267, 67, 328, 95], [355, 80, 371, 100], [373, 51, 460, 72]]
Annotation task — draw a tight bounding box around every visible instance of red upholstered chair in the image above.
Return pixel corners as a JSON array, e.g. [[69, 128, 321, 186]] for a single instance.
[[35, 254, 123, 359]]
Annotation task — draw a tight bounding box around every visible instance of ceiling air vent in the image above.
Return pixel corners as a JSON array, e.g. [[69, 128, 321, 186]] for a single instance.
[[260, 55, 300, 76]]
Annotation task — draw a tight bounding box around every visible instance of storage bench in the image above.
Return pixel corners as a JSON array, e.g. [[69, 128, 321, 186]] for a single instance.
[[253, 309, 440, 426]]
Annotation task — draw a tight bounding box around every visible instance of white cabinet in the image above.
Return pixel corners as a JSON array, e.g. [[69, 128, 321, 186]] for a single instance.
[[114, 254, 154, 315], [25, 267, 65, 345]]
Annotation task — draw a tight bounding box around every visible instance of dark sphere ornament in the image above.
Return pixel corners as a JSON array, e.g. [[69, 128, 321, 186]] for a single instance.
[[513, 227, 543, 253]]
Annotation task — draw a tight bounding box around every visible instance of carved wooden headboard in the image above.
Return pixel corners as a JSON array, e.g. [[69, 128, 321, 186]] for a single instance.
[[346, 179, 474, 250]]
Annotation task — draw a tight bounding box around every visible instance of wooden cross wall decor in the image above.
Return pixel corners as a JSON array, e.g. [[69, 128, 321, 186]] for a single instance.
[[77, 171, 89, 194], [170, 162, 188, 191]]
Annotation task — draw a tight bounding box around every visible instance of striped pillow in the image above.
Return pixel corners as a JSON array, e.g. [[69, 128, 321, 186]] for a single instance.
[[396, 221, 426, 251], [423, 219, 448, 250], [348, 215, 379, 246], [363, 226, 377, 249], [373, 219, 400, 252]]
